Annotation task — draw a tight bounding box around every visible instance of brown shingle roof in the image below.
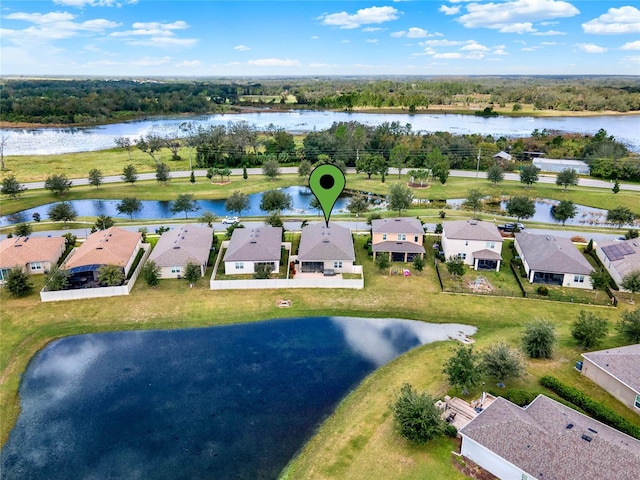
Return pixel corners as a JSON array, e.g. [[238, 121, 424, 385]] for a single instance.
[[224, 226, 282, 262], [148, 224, 213, 267], [460, 395, 640, 480], [582, 344, 640, 394], [515, 232, 593, 275], [65, 227, 141, 269], [443, 220, 503, 242], [372, 217, 424, 234], [0, 236, 66, 269], [298, 222, 355, 262]]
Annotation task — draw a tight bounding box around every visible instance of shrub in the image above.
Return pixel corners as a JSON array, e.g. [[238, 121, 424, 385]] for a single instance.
[[444, 424, 458, 438], [536, 285, 549, 296], [391, 383, 445, 444], [571, 310, 608, 349], [522, 319, 557, 359]]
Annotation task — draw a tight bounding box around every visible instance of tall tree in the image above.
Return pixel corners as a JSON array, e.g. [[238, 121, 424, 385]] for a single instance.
[[519, 164, 540, 187], [262, 158, 281, 180], [443, 344, 483, 393], [44, 174, 72, 196], [388, 183, 414, 215], [45, 265, 70, 291], [171, 193, 200, 219], [464, 188, 484, 215], [571, 310, 608, 349], [136, 133, 164, 164], [97, 264, 124, 286], [225, 190, 250, 216], [617, 306, 640, 343], [621, 270, 640, 294], [116, 197, 142, 220], [1, 175, 26, 199], [14, 223, 32, 237], [48, 202, 77, 226], [391, 384, 445, 445], [555, 168, 579, 191], [183, 261, 201, 286], [298, 159, 312, 185], [356, 153, 387, 180], [141, 260, 161, 288], [607, 207, 636, 228], [88, 168, 103, 188], [522, 320, 557, 359], [200, 211, 217, 228], [260, 189, 293, 213], [390, 143, 410, 178], [121, 164, 138, 186], [551, 200, 577, 226], [155, 162, 171, 185], [346, 195, 369, 216], [481, 342, 525, 385], [487, 164, 504, 186], [114, 136, 133, 160], [94, 215, 115, 230], [506, 196, 536, 221]]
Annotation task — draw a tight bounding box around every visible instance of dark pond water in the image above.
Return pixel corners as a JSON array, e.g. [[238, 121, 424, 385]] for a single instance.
[[0, 317, 476, 480], [0, 186, 356, 227]]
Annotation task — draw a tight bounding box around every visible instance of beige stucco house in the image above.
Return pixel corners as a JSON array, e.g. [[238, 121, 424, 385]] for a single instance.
[[371, 217, 425, 262], [148, 224, 213, 278], [581, 344, 640, 415], [596, 238, 640, 292], [298, 222, 355, 274], [223, 226, 282, 275], [0, 236, 66, 281], [441, 220, 503, 271]]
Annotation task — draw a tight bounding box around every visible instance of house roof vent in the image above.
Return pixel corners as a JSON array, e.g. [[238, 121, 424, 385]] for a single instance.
[[566, 423, 574, 429], [581, 434, 593, 442]]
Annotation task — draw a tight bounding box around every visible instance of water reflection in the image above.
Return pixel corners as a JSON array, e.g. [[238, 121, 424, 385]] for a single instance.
[[1, 317, 475, 480]]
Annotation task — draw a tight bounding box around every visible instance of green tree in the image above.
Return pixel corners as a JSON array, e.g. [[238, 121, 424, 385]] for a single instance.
[[242, 165, 248, 180], [571, 310, 608, 349], [522, 320, 557, 359], [519, 164, 540, 187], [388, 183, 414, 215], [375, 253, 390, 272], [14, 223, 32, 237], [446, 256, 465, 277], [412, 255, 425, 274], [464, 188, 484, 216], [589, 269, 609, 290], [45, 265, 70, 291], [200, 211, 217, 228], [262, 158, 281, 180], [621, 270, 640, 294], [44, 174, 72, 196], [1, 175, 26, 199], [116, 197, 142, 220], [114, 136, 133, 159], [48, 202, 77, 226], [260, 189, 293, 213], [408, 169, 429, 187], [171, 193, 199, 219], [253, 263, 274, 279], [155, 162, 171, 185], [298, 159, 312, 184], [551, 200, 577, 226], [347, 195, 369, 216], [135, 133, 163, 164], [607, 207, 636, 228], [121, 164, 138, 186], [356, 153, 387, 180], [63, 232, 77, 249], [225, 223, 245, 239], [88, 168, 103, 188], [94, 214, 114, 230], [97, 264, 124, 286], [4, 268, 33, 297], [617, 307, 640, 343], [390, 143, 410, 178], [391, 383, 445, 445], [183, 261, 201, 285], [555, 168, 579, 191], [612, 180, 620, 194], [487, 165, 504, 186], [506, 196, 536, 221], [265, 212, 284, 227], [481, 342, 525, 385], [225, 190, 250, 216], [141, 260, 161, 288], [443, 344, 483, 393], [190, 170, 196, 184]]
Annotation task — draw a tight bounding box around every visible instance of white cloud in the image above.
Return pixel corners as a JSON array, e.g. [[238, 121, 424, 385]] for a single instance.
[[457, 0, 579, 33], [233, 45, 251, 51], [460, 42, 489, 51], [575, 43, 608, 53], [421, 39, 465, 46], [532, 30, 567, 35], [311, 35, 319, 40], [582, 6, 640, 34], [131, 56, 171, 66], [366, 39, 379, 44], [540, 41, 557, 45], [622, 55, 640, 63], [53, 0, 138, 6], [621, 40, 640, 50], [126, 37, 197, 47], [439, 5, 461, 15], [493, 48, 509, 55], [433, 52, 463, 59], [247, 58, 301, 67], [109, 20, 196, 47], [176, 60, 201, 68], [319, 6, 401, 29], [391, 27, 443, 38], [540, 21, 559, 26], [362, 27, 384, 32]]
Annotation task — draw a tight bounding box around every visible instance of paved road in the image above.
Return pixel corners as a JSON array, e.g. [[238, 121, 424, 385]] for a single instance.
[[18, 167, 640, 191]]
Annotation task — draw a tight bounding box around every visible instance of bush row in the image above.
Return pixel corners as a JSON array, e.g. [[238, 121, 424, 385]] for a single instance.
[[540, 376, 640, 439]]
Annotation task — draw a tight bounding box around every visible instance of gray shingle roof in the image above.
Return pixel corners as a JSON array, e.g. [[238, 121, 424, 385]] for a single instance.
[[372, 241, 426, 254], [515, 232, 593, 275], [298, 222, 355, 262], [224, 226, 282, 262], [443, 220, 503, 242], [372, 217, 424, 234], [598, 238, 640, 279], [148, 224, 213, 267], [460, 395, 640, 480], [472, 248, 502, 260], [582, 344, 640, 394]]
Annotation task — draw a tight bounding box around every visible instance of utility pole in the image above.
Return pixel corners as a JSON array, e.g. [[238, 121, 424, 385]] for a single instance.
[[476, 148, 481, 180]]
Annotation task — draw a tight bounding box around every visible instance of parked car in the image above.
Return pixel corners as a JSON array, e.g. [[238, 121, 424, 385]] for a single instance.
[[498, 223, 525, 232], [222, 216, 239, 225]]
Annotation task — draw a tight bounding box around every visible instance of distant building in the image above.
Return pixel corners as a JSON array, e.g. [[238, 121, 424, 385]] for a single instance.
[[223, 226, 282, 275], [148, 224, 213, 278], [492, 151, 512, 165], [582, 344, 640, 414], [532, 158, 590, 175], [596, 238, 640, 292], [0, 236, 66, 281], [459, 394, 640, 480]]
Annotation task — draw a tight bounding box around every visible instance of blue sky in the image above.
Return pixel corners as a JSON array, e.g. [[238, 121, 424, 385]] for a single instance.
[[1, 0, 639, 76]]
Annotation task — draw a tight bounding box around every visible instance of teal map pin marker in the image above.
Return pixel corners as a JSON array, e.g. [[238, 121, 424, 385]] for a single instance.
[[309, 164, 346, 227]]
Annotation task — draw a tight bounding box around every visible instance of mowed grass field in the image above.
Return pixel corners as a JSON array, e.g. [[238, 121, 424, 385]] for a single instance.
[[1, 234, 639, 480]]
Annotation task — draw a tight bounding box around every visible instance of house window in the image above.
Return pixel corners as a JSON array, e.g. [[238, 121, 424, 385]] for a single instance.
[[171, 266, 181, 274], [30, 262, 42, 271], [334, 261, 342, 269], [235, 263, 244, 270], [458, 253, 467, 260], [382, 234, 387, 240], [414, 235, 419, 242], [486, 241, 495, 249], [398, 234, 406, 241], [574, 275, 585, 283], [635, 395, 640, 410]]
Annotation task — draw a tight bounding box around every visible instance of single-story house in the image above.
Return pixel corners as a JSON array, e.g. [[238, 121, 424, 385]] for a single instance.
[[441, 220, 503, 272], [532, 158, 590, 175], [493, 151, 512, 165], [298, 222, 355, 274], [581, 344, 640, 415], [514, 232, 593, 288], [148, 224, 213, 278], [596, 238, 640, 292], [0, 236, 66, 281], [371, 217, 425, 262], [459, 394, 640, 480], [223, 226, 282, 275], [64, 227, 142, 287]]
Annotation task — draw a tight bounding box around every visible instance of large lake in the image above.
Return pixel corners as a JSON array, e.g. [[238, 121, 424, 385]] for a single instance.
[[0, 317, 476, 480], [3, 110, 639, 155]]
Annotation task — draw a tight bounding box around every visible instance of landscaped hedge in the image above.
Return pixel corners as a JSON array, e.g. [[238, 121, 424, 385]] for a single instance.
[[488, 388, 538, 407], [540, 376, 640, 440]]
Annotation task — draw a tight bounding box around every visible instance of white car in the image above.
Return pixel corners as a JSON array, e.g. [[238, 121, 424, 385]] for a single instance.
[[222, 216, 239, 225]]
